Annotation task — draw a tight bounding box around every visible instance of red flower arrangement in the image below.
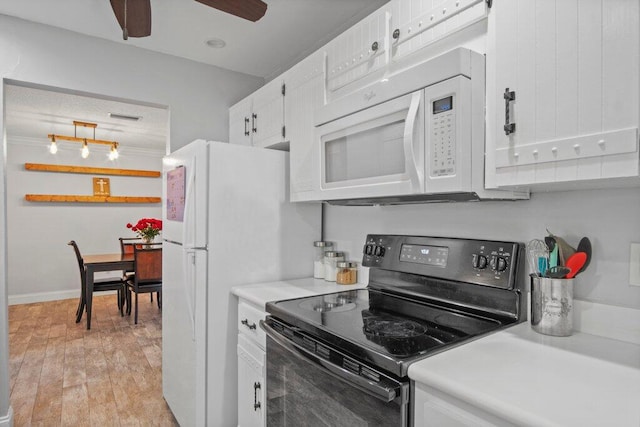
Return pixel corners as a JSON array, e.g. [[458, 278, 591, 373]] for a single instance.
[[126, 218, 163, 242]]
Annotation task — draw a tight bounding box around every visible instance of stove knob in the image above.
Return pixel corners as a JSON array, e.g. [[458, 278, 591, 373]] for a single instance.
[[364, 244, 373, 255], [374, 246, 385, 256], [496, 256, 508, 272], [477, 255, 488, 269]]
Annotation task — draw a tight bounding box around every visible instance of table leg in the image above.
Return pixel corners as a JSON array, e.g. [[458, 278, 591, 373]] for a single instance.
[[85, 267, 94, 330]]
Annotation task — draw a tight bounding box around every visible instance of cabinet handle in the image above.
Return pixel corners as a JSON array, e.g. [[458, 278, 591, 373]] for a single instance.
[[241, 318, 257, 330], [392, 29, 400, 40], [252, 113, 257, 133], [253, 382, 261, 411], [371, 41, 379, 52], [503, 88, 516, 135], [244, 117, 250, 136]]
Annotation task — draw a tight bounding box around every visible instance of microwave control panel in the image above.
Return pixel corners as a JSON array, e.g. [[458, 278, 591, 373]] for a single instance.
[[430, 95, 456, 177]]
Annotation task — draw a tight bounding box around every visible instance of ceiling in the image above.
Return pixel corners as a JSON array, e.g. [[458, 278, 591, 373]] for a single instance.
[[5, 83, 169, 152], [0, 0, 389, 79], [1, 0, 388, 153]]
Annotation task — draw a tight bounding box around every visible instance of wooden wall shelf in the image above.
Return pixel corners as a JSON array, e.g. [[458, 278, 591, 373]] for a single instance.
[[25, 163, 161, 178], [25, 195, 161, 204]]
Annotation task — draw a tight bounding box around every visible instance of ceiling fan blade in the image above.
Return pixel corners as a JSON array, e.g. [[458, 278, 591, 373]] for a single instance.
[[195, 0, 268, 22], [110, 0, 152, 38]]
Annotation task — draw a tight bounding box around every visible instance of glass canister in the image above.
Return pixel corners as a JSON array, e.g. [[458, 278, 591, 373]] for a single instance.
[[323, 251, 344, 282], [336, 261, 358, 285], [313, 241, 333, 279]]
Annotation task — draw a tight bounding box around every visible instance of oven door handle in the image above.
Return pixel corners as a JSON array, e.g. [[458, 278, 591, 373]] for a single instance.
[[260, 320, 399, 403]]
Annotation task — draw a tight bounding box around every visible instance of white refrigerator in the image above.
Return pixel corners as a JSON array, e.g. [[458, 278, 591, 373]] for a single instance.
[[161, 140, 320, 426]]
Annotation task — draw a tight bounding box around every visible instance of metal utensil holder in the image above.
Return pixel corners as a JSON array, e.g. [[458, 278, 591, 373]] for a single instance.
[[530, 276, 574, 336]]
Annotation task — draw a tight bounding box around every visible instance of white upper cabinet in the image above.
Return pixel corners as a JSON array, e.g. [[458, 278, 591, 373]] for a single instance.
[[229, 78, 287, 150], [285, 51, 324, 202], [323, 4, 391, 101], [229, 96, 253, 146], [486, 0, 640, 189], [388, 0, 489, 65]]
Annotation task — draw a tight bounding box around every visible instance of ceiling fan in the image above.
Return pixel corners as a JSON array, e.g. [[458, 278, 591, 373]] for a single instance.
[[109, 0, 268, 40]]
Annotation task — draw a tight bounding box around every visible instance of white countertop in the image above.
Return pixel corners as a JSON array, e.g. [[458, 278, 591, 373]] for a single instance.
[[231, 277, 366, 309], [408, 322, 640, 426]]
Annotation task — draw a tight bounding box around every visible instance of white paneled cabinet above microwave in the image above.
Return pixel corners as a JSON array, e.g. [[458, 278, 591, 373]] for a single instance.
[[485, 0, 640, 190]]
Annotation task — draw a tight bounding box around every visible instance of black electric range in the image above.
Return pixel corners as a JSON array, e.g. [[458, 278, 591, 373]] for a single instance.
[[261, 235, 525, 426]]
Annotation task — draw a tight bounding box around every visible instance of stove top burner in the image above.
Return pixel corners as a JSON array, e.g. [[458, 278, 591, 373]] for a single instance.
[[298, 294, 357, 313], [362, 316, 427, 339]]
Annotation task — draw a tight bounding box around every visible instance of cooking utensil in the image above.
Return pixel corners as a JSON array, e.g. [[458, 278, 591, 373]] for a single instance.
[[546, 230, 576, 265], [549, 244, 559, 269], [576, 237, 592, 274], [544, 236, 556, 252], [546, 266, 571, 278], [564, 252, 587, 279], [526, 239, 549, 276], [537, 256, 548, 277]]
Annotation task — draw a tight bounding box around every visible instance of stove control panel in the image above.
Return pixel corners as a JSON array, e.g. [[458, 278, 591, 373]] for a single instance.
[[363, 234, 522, 290]]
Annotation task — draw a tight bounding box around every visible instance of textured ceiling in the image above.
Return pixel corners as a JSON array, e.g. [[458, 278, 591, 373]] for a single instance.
[[5, 83, 168, 152]]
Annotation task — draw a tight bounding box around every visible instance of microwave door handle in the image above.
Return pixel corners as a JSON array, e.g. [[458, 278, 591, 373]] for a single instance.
[[260, 320, 399, 404], [403, 91, 423, 192]]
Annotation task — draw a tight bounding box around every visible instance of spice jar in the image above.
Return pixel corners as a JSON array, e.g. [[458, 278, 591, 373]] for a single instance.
[[323, 251, 344, 282], [313, 241, 333, 279], [336, 261, 358, 285]]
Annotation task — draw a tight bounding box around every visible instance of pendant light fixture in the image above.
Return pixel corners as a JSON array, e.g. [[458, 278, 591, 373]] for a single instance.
[[48, 121, 120, 160]]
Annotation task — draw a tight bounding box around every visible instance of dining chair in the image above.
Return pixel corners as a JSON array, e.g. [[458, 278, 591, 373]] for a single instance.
[[119, 237, 160, 303], [125, 243, 163, 324], [68, 240, 126, 322]]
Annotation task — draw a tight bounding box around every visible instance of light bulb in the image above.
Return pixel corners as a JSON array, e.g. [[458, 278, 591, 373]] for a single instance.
[[49, 141, 58, 154], [81, 142, 90, 158], [109, 145, 119, 161]]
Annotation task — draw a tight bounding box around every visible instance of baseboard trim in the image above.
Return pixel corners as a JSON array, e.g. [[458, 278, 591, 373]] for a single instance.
[[8, 289, 117, 306], [0, 407, 13, 426]]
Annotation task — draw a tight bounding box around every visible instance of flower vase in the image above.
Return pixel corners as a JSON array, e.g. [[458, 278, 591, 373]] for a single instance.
[[143, 237, 154, 248]]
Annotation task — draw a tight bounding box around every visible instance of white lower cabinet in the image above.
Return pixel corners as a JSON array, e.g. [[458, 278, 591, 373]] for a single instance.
[[238, 335, 265, 427], [237, 300, 267, 427], [413, 383, 515, 427]]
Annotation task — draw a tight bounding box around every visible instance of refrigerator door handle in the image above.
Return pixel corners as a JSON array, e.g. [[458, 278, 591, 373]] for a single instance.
[[183, 249, 197, 340], [182, 157, 197, 249]]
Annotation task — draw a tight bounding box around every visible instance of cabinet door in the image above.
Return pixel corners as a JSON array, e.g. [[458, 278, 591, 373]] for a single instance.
[[324, 5, 390, 100], [286, 52, 324, 202], [229, 97, 253, 146], [486, 0, 640, 189], [389, 0, 488, 64], [414, 382, 515, 427], [251, 78, 285, 149], [237, 336, 265, 427]]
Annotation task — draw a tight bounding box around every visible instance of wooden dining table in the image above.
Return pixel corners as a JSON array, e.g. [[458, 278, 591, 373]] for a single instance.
[[82, 252, 134, 330]]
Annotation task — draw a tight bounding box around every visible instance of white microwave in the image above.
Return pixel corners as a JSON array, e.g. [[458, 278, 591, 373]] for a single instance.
[[314, 48, 528, 204]]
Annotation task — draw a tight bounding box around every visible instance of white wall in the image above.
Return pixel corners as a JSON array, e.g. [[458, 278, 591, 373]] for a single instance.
[[6, 139, 164, 303], [0, 14, 264, 424], [324, 187, 640, 310]]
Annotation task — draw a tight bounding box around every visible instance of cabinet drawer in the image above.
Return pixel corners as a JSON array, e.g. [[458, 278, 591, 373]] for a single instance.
[[238, 301, 267, 349]]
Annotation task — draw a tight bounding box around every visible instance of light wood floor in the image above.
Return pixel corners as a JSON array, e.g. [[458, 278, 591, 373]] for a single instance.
[[8, 294, 178, 426]]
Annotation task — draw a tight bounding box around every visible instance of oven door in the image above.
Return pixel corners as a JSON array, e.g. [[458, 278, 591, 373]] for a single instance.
[[316, 90, 425, 201], [261, 319, 410, 426]]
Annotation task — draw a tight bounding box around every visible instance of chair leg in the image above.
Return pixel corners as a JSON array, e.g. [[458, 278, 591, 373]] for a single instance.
[[118, 288, 126, 317], [157, 291, 162, 309], [150, 293, 153, 303], [75, 298, 85, 323], [134, 292, 139, 325], [126, 289, 132, 316]]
